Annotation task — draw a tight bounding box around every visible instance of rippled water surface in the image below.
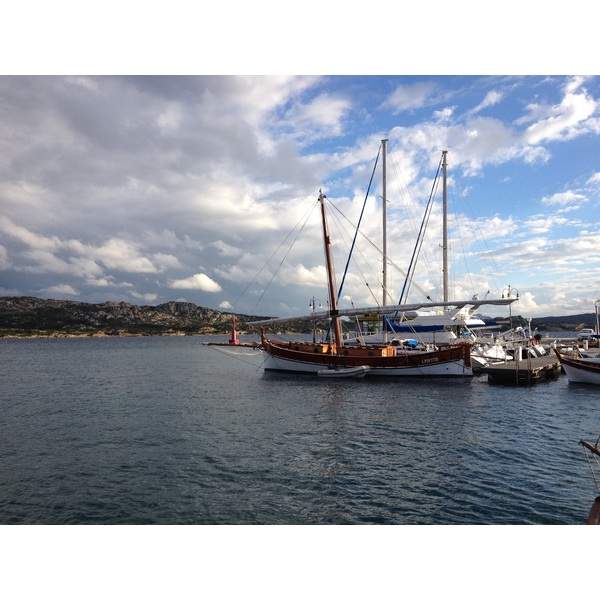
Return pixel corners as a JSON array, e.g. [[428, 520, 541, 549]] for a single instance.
[[1, 335, 599, 524]]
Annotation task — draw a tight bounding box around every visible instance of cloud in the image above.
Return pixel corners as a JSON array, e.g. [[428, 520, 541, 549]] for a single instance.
[[525, 215, 569, 234], [130, 291, 159, 302], [168, 273, 222, 292], [40, 284, 79, 297], [541, 190, 587, 207], [519, 77, 598, 144], [1, 75, 599, 317], [382, 81, 440, 113], [587, 172, 600, 186], [88, 239, 178, 274], [288, 93, 352, 140], [211, 240, 244, 258], [469, 90, 504, 116]]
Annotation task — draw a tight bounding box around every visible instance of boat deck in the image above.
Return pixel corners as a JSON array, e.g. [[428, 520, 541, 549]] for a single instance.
[[479, 354, 563, 385]]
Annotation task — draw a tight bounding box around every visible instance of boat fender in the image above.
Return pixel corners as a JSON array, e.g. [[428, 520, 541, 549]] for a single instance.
[[587, 496, 600, 524]]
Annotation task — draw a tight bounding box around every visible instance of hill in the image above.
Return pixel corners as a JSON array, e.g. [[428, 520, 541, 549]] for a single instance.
[[0, 296, 595, 338], [0, 296, 273, 338], [492, 313, 597, 334]]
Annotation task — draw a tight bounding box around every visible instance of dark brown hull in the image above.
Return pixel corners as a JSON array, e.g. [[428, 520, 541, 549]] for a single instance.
[[261, 336, 472, 376]]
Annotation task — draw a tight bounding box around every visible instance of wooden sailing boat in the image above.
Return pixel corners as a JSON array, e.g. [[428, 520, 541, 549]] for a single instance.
[[256, 190, 470, 377], [252, 140, 517, 377]]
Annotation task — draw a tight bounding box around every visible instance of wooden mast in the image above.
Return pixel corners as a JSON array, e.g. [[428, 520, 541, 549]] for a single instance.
[[318, 191, 343, 348]]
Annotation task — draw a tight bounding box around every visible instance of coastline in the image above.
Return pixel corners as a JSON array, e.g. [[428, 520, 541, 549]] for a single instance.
[[0, 329, 223, 339]]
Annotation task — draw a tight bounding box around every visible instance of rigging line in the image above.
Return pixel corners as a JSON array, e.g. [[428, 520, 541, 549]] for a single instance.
[[208, 345, 264, 368], [389, 150, 420, 256], [583, 444, 600, 495], [398, 153, 443, 305], [323, 205, 378, 342], [409, 174, 441, 302], [444, 153, 475, 296], [251, 199, 318, 314], [327, 201, 388, 301], [454, 195, 476, 296], [445, 153, 505, 293], [327, 198, 382, 298], [387, 149, 440, 304], [328, 199, 433, 300], [230, 199, 317, 311], [383, 315, 428, 346], [337, 144, 381, 301], [365, 282, 381, 307]]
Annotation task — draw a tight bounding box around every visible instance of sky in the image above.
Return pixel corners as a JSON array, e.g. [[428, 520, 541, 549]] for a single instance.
[[2, 7, 600, 320], [2, 3, 597, 590]]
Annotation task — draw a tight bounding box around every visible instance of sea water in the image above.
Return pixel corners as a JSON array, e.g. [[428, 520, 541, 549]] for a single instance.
[[1, 334, 599, 525]]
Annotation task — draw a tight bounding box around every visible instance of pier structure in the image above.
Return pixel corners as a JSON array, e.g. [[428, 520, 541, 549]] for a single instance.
[[479, 353, 563, 385]]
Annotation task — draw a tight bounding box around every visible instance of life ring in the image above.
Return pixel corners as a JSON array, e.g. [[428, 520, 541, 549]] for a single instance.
[[587, 496, 600, 524]]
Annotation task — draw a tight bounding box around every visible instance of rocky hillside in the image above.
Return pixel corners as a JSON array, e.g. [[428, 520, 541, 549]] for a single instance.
[[0, 296, 273, 337], [0, 295, 595, 338]]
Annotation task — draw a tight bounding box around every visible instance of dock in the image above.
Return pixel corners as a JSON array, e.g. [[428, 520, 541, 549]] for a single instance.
[[478, 354, 563, 385]]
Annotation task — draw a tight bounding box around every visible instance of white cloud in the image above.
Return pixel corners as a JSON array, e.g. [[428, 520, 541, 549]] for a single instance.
[[0, 216, 61, 252], [130, 291, 159, 302], [92, 239, 158, 273], [587, 172, 600, 185], [211, 240, 244, 258], [470, 90, 504, 115], [168, 273, 222, 292], [382, 82, 439, 113], [20, 250, 73, 274], [520, 78, 598, 144], [291, 93, 351, 137], [86, 276, 134, 288], [526, 216, 569, 234], [541, 190, 587, 207], [40, 284, 79, 296]]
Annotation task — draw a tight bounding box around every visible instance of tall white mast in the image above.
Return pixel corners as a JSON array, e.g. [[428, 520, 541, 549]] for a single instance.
[[382, 138, 389, 306], [442, 149, 449, 304], [382, 138, 388, 343]]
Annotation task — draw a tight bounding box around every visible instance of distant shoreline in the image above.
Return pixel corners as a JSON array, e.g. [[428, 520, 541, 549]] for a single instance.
[[0, 329, 262, 340], [0, 331, 198, 339]]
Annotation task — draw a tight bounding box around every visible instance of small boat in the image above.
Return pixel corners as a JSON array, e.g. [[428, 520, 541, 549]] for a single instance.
[[554, 349, 600, 384], [317, 365, 371, 378]]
